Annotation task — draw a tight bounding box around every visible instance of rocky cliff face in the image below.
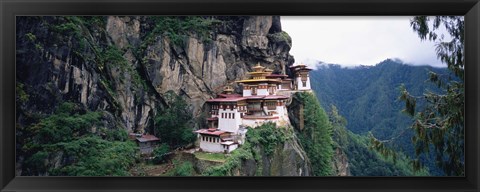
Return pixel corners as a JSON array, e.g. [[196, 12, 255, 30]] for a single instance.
[[332, 147, 351, 176], [252, 135, 311, 176], [16, 16, 300, 175], [16, 16, 294, 133], [181, 136, 311, 176], [233, 135, 311, 176]]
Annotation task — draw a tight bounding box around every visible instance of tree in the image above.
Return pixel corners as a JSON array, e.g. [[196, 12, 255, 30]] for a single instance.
[[402, 16, 464, 176], [152, 143, 171, 164], [372, 16, 464, 176], [329, 105, 350, 149], [154, 91, 196, 148], [296, 92, 334, 176], [22, 102, 138, 176]]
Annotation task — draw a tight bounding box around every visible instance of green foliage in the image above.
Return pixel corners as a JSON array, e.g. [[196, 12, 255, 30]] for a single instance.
[[310, 60, 451, 175], [48, 16, 87, 50], [246, 122, 290, 156], [16, 82, 29, 103], [95, 45, 146, 89], [194, 152, 227, 163], [398, 16, 464, 176], [410, 16, 464, 79], [202, 123, 295, 176], [22, 102, 138, 176], [329, 106, 429, 176], [202, 143, 254, 176], [154, 91, 196, 148], [267, 31, 292, 47], [294, 92, 334, 176], [349, 131, 428, 176], [103, 128, 129, 141], [80, 16, 106, 29], [96, 45, 128, 70], [172, 161, 195, 176], [46, 16, 147, 90], [100, 77, 117, 97], [27, 103, 102, 145], [48, 136, 137, 176], [329, 105, 349, 149], [25, 33, 36, 42], [51, 18, 82, 38], [311, 60, 448, 137], [146, 16, 220, 47], [152, 143, 171, 164]]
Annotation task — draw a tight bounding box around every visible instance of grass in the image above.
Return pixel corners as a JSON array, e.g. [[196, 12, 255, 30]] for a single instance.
[[194, 152, 227, 163]]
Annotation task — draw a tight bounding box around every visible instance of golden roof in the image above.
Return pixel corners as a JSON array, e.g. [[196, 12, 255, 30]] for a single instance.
[[223, 85, 234, 94], [252, 62, 265, 72], [236, 79, 281, 84]]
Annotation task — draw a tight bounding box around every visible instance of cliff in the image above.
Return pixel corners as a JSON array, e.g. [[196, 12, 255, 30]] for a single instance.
[[199, 123, 311, 176], [16, 16, 293, 133], [16, 16, 306, 176], [288, 92, 351, 176]]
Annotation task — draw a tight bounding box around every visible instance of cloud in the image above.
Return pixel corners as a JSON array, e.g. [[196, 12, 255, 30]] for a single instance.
[[281, 16, 447, 68]]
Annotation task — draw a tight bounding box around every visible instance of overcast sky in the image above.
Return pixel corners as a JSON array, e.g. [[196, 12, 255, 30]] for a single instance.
[[281, 16, 448, 68]]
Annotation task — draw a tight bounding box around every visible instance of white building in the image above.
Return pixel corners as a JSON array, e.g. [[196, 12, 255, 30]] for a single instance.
[[196, 63, 311, 153], [196, 128, 239, 153], [290, 64, 312, 91]]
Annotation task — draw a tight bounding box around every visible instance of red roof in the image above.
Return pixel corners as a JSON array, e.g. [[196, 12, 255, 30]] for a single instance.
[[245, 95, 288, 100], [243, 115, 279, 120], [136, 134, 160, 143], [195, 128, 228, 136], [207, 97, 247, 102], [290, 64, 312, 70], [217, 93, 242, 98], [207, 117, 219, 121]]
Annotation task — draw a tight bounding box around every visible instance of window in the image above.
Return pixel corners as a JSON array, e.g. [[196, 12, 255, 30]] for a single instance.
[[233, 113, 235, 119], [302, 81, 307, 87]]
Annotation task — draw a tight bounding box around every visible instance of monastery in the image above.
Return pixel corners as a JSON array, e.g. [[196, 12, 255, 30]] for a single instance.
[[195, 63, 312, 153]]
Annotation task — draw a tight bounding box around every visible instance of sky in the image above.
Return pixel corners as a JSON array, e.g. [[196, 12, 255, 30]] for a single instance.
[[281, 16, 449, 68]]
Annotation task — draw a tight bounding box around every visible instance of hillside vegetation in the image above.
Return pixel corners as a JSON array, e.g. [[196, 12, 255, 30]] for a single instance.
[[310, 59, 451, 175]]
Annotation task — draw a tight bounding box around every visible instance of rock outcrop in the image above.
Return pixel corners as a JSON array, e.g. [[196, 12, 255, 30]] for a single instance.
[[332, 147, 352, 176], [16, 16, 298, 175], [254, 135, 311, 176], [16, 16, 294, 133]]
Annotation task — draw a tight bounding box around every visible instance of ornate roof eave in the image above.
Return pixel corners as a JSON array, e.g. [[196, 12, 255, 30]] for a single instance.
[[235, 79, 282, 84]]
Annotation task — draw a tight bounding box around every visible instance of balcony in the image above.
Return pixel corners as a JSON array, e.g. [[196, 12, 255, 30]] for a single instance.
[[247, 108, 263, 112]]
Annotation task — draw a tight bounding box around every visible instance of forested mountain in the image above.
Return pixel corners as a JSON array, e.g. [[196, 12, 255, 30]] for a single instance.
[[310, 59, 452, 175]]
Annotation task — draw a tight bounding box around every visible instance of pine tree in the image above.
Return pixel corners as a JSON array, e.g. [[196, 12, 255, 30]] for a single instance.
[[154, 91, 196, 148], [400, 16, 464, 176]]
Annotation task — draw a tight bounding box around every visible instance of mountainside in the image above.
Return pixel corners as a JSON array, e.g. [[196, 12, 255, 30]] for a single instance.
[[310, 59, 451, 175], [15, 16, 307, 176], [310, 59, 448, 138]]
